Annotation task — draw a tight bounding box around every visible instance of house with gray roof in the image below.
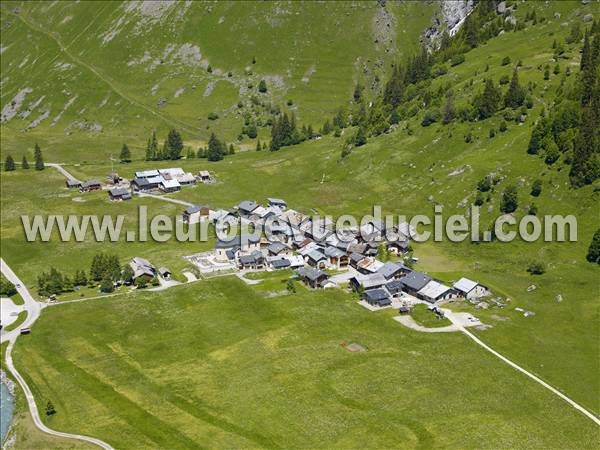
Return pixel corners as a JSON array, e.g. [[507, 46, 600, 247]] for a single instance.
[[364, 288, 392, 307], [267, 198, 287, 209], [296, 267, 329, 288], [377, 262, 409, 280], [108, 187, 132, 201], [238, 200, 259, 216], [400, 271, 432, 295]]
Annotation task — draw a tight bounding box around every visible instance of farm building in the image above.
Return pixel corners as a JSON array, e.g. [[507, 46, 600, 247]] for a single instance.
[[66, 179, 81, 189], [364, 289, 392, 307], [198, 170, 211, 182], [129, 257, 156, 281], [159, 179, 181, 193], [267, 198, 287, 209], [158, 267, 171, 279], [108, 187, 132, 201], [453, 278, 489, 299], [400, 271, 432, 295], [238, 200, 259, 216], [80, 180, 102, 192], [417, 280, 456, 304]]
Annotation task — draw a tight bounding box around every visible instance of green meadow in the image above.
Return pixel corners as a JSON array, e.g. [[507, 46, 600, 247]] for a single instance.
[[12, 276, 600, 449]]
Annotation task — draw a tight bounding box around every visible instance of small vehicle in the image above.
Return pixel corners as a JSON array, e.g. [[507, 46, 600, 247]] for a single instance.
[[20, 328, 31, 335], [15, 283, 21, 288]]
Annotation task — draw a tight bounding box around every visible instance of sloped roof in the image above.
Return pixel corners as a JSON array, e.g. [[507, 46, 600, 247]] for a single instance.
[[401, 271, 431, 291], [453, 277, 479, 293], [418, 280, 452, 301], [160, 179, 181, 189]]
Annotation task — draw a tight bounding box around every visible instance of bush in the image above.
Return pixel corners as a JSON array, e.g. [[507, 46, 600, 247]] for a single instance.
[[0, 276, 17, 296], [530, 179, 542, 197], [500, 185, 518, 213], [207, 112, 219, 120], [527, 261, 546, 275], [474, 192, 485, 206], [501, 56, 511, 66], [499, 74, 510, 85], [477, 176, 492, 192], [421, 109, 441, 127], [528, 203, 538, 215], [489, 128, 496, 138], [258, 80, 267, 93], [499, 121, 508, 132], [450, 54, 465, 66]]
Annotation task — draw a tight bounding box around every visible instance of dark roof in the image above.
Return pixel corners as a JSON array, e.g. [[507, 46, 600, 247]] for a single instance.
[[271, 258, 291, 269], [66, 179, 81, 186], [239, 255, 256, 265], [377, 262, 404, 279], [365, 288, 391, 302], [401, 271, 432, 291], [297, 267, 328, 282], [158, 267, 171, 275], [386, 279, 404, 294], [267, 198, 287, 206], [324, 246, 345, 258], [306, 249, 326, 262], [215, 234, 261, 249], [350, 253, 365, 263], [184, 205, 202, 215], [238, 200, 259, 213], [267, 242, 287, 254], [82, 180, 101, 188], [132, 177, 150, 187], [109, 188, 129, 197]]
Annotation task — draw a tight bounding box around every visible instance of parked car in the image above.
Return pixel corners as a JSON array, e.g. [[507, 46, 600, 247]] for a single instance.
[[20, 328, 31, 335]]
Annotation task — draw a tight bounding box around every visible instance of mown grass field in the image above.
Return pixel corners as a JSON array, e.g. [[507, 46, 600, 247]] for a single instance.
[[12, 276, 600, 449]]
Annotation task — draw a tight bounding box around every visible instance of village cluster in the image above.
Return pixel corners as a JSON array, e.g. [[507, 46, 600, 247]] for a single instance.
[[63, 167, 491, 313], [65, 167, 213, 200], [180, 197, 491, 311]]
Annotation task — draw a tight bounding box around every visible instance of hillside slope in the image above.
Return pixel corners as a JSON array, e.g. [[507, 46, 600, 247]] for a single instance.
[[1, 0, 442, 160]]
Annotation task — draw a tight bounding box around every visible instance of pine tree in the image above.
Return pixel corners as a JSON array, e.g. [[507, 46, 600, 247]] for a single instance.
[[383, 65, 404, 107], [119, 143, 131, 163], [587, 229, 600, 264], [207, 133, 225, 161], [34, 143, 44, 170], [90, 253, 106, 282], [474, 79, 502, 119], [167, 129, 183, 160], [146, 131, 159, 161], [122, 264, 134, 284], [22, 155, 29, 169], [4, 155, 15, 171], [504, 68, 525, 109], [442, 91, 455, 124], [500, 185, 518, 213], [354, 126, 367, 147], [258, 79, 267, 93], [256, 139, 262, 151], [353, 82, 363, 102], [229, 143, 235, 155], [100, 276, 114, 293]]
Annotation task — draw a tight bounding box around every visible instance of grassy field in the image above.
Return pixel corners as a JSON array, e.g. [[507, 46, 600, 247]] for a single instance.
[[410, 304, 451, 328], [12, 276, 599, 449]]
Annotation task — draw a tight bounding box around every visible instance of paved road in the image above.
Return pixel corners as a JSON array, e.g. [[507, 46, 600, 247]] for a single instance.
[[46, 163, 80, 183], [0, 258, 115, 449], [0, 258, 43, 344]]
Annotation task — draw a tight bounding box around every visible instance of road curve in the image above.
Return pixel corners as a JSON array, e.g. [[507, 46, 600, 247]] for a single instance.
[[0, 258, 115, 449]]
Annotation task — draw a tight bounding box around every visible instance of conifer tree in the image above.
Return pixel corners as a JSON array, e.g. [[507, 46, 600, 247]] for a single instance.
[[34, 143, 44, 170], [22, 155, 29, 169], [4, 155, 15, 171], [119, 143, 131, 163], [504, 68, 525, 109]]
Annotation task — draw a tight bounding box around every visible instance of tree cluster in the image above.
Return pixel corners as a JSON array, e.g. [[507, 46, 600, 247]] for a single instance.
[[0, 276, 17, 296], [270, 112, 306, 151], [145, 129, 184, 161]]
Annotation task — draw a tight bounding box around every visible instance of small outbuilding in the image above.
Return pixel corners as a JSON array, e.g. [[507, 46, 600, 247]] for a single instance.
[[108, 187, 132, 201]]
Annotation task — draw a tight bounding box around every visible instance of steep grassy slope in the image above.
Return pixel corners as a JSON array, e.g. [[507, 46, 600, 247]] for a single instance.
[[0, 0, 435, 161]]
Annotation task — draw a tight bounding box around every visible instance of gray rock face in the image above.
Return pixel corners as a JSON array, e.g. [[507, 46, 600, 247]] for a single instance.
[[497, 1, 507, 14]]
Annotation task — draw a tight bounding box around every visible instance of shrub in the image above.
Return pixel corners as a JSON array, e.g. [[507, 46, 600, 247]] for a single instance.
[[499, 121, 508, 132], [450, 54, 465, 66], [530, 179, 542, 196], [499, 74, 510, 85], [527, 261, 546, 275], [500, 185, 518, 213], [501, 56, 511, 66], [207, 112, 219, 120], [421, 109, 440, 127]]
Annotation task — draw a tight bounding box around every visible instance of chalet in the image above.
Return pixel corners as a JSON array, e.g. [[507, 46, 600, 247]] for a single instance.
[[129, 257, 156, 281], [324, 246, 348, 268], [265, 221, 294, 244], [238, 251, 265, 270], [267, 242, 288, 256], [158, 267, 171, 279], [238, 200, 259, 217], [270, 258, 291, 270], [108, 187, 132, 201], [400, 271, 432, 295], [158, 168, 185, 179], [305, 249, 327, 269], [252, 206, 276, 222], [214, 234, 261, 261], [453, 278, 489, 300], [356, 257, 384, 274], [135, 170, 160, 179], [296, 267, 329, 288], [347, 242, 368, 256], [349, 273, 387, 292], [80, 180, 102, 192], [183, 205, 210, 224], [377, 262, 409, 280], [159, 179, 181, 193], [417, 280, 456, 304], [211, 209, 235, 224], [286, 255, 305, 268], [198, 170, 211, 182], [177, 172, 196, 185], [364, 289, 392, 307], [349, 253, 366, 269], [267, 198, 287, 209], [66, 179, 81, 189], [387, 238, 410, 254], [131, 177, 151, 191], [386, 279, 403, 297]]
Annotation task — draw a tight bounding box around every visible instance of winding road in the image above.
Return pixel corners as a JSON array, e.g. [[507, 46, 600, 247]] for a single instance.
[[46, 163, 80, 183], [0, 258, 114, 450]]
